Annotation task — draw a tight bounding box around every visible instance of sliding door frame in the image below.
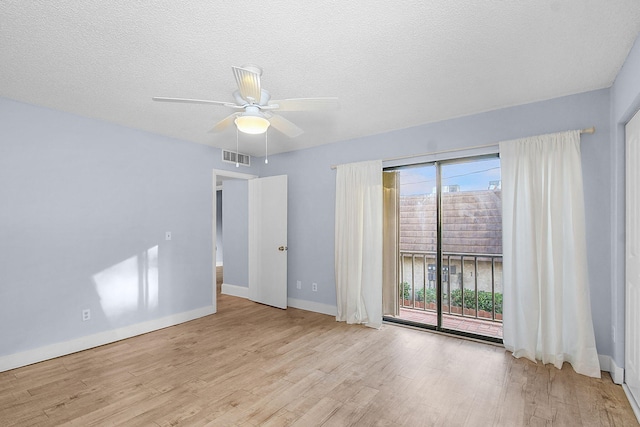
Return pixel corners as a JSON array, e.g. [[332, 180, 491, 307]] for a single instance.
[[435, 161, 443, 330], [383, 154, 503, 344]]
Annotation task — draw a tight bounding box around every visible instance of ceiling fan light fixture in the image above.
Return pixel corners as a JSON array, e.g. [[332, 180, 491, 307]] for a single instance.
[[235, 115, 270, 134]]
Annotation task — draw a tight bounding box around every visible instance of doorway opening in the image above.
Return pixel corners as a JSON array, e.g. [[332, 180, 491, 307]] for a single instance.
[[383, 156, 503, 343], [212, 169, 256, 312], [216, 189, 223, 293]]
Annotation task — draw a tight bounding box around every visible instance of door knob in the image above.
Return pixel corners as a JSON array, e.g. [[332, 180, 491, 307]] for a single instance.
[[278, 246, 288, 251]]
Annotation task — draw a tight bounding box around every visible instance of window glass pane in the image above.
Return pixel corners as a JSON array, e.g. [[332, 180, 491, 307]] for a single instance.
[[398, 164, 437, 326], [441, 158, 503, 337]]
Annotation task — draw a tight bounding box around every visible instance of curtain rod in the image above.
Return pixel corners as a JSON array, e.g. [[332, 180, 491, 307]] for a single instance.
[[330, 127, 595, 170]]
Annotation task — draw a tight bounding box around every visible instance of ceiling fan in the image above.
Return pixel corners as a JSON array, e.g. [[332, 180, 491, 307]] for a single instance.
[[152, 65, 339, 138]]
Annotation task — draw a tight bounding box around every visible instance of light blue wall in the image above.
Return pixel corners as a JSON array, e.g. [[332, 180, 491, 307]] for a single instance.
[[610, 33, 640, 367], [0, 97, 258, 358], [260, 88, 614, 357], [216, 190, 223, 264], [221, 179, 248, 288]]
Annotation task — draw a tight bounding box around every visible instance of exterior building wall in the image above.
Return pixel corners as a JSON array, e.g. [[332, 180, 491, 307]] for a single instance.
[[401, 256, 503, 295]]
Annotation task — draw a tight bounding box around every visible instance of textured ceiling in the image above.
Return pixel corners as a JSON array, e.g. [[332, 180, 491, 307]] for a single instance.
[[2, 1, 640, 157]]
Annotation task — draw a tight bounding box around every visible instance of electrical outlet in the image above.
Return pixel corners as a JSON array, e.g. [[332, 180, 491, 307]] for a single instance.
[[296, 280, 302, 290], [165, 231, 172, 241], [82, 309, 91, 321], [312, 282, 318, 292]]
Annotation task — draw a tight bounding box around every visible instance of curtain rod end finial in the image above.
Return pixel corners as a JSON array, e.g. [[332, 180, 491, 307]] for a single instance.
[[582, 126, 595, 135]]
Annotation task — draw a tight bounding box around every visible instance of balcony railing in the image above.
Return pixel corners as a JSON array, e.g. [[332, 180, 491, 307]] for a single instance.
[[400, 251, 503, 322]]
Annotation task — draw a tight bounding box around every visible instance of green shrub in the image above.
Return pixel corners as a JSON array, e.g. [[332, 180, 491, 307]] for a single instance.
[[401, 283, 502, 314], [446, 289, 502, 314], [402, 284, 436, 303], [402, 282, 411, 300], [424, 288, 436, 304]]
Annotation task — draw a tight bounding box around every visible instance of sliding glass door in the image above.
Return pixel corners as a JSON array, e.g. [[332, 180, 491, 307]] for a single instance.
[[383, 155, 503, 342]]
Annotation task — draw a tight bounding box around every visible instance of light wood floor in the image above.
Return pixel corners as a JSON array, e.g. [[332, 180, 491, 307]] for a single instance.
[[216, 265, 223, 289], [1, 292, 637, 426]]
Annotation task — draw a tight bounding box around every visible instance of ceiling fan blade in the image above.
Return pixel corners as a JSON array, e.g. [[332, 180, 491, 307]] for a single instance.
[[268, 97, 339, 112], [232, 66, 262, 103], [208, 113, 239, 133], [267, 114, 304, 138], [152, 97, 233, 107]]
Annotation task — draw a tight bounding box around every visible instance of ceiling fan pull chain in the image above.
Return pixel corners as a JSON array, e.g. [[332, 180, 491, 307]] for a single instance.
[[265, 130, 269, 164], [236, 127, 240, 168]]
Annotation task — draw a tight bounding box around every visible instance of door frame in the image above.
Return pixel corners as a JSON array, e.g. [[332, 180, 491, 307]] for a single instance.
[[212, 169, 257, 312], [625, 109, 640, 417]]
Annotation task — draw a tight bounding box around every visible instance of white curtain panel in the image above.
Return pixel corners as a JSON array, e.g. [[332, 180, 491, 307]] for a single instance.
[[335, 160, 383, 329], [500, 130, 600, 378]]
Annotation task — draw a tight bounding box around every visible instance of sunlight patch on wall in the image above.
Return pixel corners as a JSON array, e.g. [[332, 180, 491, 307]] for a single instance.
[[143, 246, 159, 309], [93, 246, 159, 319]]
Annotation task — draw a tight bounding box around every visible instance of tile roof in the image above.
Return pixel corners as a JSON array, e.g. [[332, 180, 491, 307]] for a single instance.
[[399, 190, 502, 255]]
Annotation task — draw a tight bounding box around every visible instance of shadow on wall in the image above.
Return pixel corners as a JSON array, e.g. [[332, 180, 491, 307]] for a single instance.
[[92, 246, 159, 320]]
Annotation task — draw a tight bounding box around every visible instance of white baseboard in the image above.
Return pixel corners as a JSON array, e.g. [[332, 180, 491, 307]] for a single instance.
[[221, 285, 337, 318], [221, 283, 249, 298], [598, 354, 624, 384], [287, 297, 337, 317], [216, 261, 223, 267], [0, 305, 215, 373]]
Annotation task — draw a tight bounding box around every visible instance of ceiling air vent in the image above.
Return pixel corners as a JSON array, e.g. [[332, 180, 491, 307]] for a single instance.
[[222, 150, 250, 167]]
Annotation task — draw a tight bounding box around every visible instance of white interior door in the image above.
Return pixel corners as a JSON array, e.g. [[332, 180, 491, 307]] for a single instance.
[[626, 109, 640, 408], [248, 175, 288, 309]]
